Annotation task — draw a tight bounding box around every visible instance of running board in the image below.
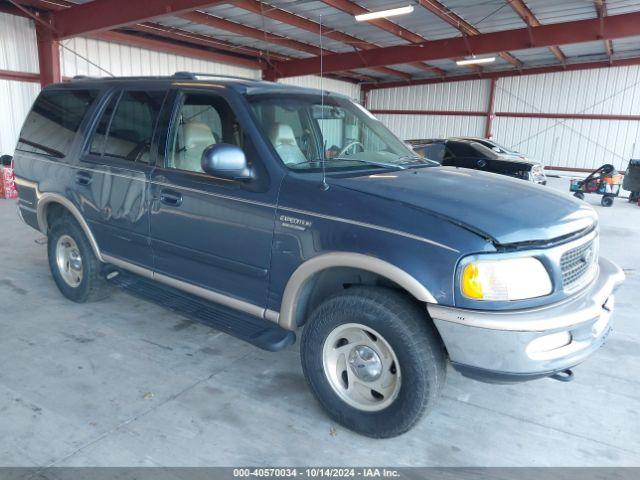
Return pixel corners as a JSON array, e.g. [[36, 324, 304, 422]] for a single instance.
[[107, 271, 295, 352]]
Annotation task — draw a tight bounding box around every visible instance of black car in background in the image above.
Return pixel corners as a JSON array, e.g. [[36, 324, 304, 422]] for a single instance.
[[407, 138, 547, 185]]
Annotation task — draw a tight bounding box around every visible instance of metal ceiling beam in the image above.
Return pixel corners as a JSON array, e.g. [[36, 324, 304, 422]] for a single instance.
[[269, 12, 640, 78], [318, 0, 445, 76], [90, 30, 263, 69], [595, 0, 614, 63], [178, 10, 322, 56], [131, 22, 289, 62], [178, 10, 412, 80], [416, 0, 521, 67], [0, 68, 41, 83], [231, 0, 438, 78], [129, 23, 375, 83], [51, 0, 228, 39], [508, 0, 566, 64], [320, 0, 425, 43], [362, 56, 640, 91]]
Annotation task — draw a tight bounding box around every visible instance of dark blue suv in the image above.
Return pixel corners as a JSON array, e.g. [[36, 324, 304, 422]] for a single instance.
[[13, 73, 624, 438]]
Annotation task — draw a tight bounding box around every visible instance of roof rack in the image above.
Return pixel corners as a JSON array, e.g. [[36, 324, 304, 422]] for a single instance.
[[172, 71, 260, 82]]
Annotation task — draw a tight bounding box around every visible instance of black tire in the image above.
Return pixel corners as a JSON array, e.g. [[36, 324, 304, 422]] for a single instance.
[[601, 195, 614, 207], [47, 215, 111, 303], [300, 287, 446, 438], [573, 192, 585, 200]]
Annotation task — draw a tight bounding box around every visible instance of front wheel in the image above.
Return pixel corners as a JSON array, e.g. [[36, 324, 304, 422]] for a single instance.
[[300, 287, 446, 438]]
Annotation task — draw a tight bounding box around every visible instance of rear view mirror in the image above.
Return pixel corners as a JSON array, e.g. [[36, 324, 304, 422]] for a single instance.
[[201, 144, 252, 181]]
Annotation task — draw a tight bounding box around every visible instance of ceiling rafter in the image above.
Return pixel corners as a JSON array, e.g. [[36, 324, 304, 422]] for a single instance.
[[595, 0, 614, 63], [232, 0, 444, 78], [508, 0, 566, 64], [415, 0, 521, 68], [131, 22, 289, 62], [10, 0, 377, 81], [178, 10, 412, 80], [51, 0, 229, 38], [267, 11, 640, 78], [319, 0, 447, 76]]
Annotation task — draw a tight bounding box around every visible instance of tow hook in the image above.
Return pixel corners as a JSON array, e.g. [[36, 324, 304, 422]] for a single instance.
[[550, 369, 574, 382]]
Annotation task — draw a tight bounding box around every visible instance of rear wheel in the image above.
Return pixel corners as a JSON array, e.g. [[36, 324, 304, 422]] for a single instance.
[[300, 287, 446, 438], [601, 195, 614, 207], [47, 216, 110, 302], [573, 192, 585, 200]]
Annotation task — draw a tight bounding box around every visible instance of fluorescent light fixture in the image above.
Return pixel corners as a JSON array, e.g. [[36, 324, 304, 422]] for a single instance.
[[456, 56, 496, 66], [355, 5, 414, 22]]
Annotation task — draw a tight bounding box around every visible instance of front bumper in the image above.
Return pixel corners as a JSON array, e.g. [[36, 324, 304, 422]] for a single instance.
[[428, 257, 625, 383]]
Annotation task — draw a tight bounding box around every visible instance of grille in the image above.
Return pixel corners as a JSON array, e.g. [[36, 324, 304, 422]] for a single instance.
[[560, 239, 596, 290]]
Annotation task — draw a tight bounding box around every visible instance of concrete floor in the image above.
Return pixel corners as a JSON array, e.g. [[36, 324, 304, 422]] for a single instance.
[[0, 176, 638, 467]]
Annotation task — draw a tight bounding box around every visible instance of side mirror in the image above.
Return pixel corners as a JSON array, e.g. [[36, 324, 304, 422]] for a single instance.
[[201, 143, 252, 181]]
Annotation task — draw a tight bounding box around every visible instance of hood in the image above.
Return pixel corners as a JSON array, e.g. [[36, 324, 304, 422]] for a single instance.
[[330, 166, 596, 245]]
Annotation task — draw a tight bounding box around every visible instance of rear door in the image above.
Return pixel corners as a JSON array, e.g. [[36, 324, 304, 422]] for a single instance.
[[149, 89, 278, 309], [77, 88, 167, 269]]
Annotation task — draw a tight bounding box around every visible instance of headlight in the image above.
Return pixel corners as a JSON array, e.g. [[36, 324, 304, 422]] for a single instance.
[[460, 257, 552, 301]]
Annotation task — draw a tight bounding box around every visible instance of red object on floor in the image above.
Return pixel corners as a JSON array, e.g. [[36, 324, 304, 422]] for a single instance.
[[1, 160, 17, 199]]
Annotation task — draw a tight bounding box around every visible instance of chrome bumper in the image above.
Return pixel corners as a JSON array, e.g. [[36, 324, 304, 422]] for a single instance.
[[428, 257, 625, 382]]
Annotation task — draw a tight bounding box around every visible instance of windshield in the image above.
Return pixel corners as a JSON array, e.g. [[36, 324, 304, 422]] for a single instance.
[[248, 94, 436, 172]]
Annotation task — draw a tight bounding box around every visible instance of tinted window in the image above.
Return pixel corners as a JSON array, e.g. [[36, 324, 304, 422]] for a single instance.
[[447, 141, 478, 157], [89, 93, 119, 155], [102, 91, 165, 163], [18, 89, 98, 158]]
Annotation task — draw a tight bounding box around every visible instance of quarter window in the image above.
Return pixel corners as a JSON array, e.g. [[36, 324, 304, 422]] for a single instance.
[[18, 89, 98, 159]]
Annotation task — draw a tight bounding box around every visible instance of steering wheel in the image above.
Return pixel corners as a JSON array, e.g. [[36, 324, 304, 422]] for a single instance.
[[337, 141, 365, 158]]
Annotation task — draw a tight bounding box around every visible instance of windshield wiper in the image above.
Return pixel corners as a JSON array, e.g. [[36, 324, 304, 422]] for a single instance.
[[329, 157, 406, 170]]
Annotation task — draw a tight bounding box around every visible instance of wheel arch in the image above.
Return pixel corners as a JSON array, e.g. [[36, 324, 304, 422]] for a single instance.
[[277, 252, 437, 331], [36, 193, 104, 262]]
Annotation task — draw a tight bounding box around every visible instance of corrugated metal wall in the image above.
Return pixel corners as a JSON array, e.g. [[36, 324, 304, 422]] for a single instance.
[[493, 67, 640, 171], [60, 37, 261, 79], [0, 12, 359, 156], [368, 66, 640, 171], [0, 12, 40, 155], [368, 80, 489, 140]]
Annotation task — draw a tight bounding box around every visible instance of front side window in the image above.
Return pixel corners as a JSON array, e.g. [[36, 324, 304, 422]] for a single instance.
[[167, 93, 243, 173], [18, 89, 98, 158], [101, 90, 165, 163], [248, 94, 436, 173]]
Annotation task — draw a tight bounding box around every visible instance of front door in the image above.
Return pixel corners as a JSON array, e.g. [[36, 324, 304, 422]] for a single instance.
[[78, 88, 167, 269], [149, 90, 277, 310]]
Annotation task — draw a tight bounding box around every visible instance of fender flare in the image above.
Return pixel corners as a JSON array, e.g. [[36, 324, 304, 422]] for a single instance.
[[36, 193, 104, 262], [277, 252, 437, 330]]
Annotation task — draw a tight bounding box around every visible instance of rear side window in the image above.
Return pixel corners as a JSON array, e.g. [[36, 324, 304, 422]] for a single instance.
[[100, 91, 165, 163], [18, 89, 98, 159]]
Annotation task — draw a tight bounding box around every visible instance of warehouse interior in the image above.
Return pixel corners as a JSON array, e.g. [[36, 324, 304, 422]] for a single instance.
[[0, 0, 639, 470]]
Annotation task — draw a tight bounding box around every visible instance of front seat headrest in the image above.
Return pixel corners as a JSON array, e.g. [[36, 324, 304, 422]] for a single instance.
[[269, 123, 298, 147], [177, 121, 216, 172]]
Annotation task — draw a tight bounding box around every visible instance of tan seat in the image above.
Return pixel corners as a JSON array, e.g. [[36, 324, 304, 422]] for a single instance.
[[269, 123, 307, 165], [176, 121, 216, 172]]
